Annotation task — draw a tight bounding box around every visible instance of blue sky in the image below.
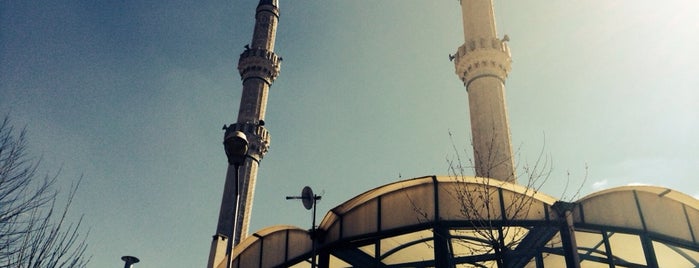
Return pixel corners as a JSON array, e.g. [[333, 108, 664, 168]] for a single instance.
[[1, 1, 698, 267]]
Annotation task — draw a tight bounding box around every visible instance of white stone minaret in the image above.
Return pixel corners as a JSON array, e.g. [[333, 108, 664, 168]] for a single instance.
[[208, 0, 280, 267], [454, 0, 516, 183]]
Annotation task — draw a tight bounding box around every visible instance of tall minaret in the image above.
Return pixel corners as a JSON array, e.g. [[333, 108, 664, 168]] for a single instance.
[[208, 0, 281, 267], [453, 0, 516, 183]]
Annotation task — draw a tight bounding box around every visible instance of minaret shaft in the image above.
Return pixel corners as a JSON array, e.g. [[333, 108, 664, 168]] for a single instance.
[[251, 9, 277, 51], [461, 0, 497, 40], [237, 79, 270, 123], [208, 1, 280, 267], [455, 0, 516, 183]]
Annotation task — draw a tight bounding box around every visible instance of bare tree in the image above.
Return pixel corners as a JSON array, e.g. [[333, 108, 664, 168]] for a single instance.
[[405, 131, 586, 268], [447, 131, 588, 267], [445, 131, 551, 267], [0, 116, 90, 268]]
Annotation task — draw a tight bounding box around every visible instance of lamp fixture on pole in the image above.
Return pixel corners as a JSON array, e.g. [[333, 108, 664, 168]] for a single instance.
[[121, 256, 139, 268], [222, 128, 249, 268]]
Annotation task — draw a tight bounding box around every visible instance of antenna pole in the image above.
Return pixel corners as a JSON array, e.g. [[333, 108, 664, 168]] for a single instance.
[[286, 187, 322, 268], [311, 196, 318, 268]]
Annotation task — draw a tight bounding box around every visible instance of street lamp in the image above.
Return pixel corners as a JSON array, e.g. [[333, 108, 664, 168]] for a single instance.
[[223, 127, 249, 268], [121, 256, 139, 268], [223, 129, 249, 166]]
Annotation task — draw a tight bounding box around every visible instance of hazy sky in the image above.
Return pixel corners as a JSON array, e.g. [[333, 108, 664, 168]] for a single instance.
[[1, 1, 698, 267]]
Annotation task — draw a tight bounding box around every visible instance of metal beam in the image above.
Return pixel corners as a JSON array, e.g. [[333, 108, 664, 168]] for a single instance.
[[505, 225, 558, 267]]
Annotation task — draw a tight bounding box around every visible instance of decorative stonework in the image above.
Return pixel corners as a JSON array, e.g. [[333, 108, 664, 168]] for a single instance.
[[454, 37, 511, 87], [256, 2, 279, 18], [237, 48, 281, 85]]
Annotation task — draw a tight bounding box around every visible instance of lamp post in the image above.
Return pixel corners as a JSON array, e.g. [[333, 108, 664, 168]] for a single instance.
[[223, 128, 249, 268], [121, 256, 139, 268]]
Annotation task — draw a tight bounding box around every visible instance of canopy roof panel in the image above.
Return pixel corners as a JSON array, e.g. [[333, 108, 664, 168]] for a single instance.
[[226, 225, 312, 268], [574, 185, 699, 247]]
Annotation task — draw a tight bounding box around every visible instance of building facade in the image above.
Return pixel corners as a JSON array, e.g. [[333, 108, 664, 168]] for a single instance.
[[213, 0, 699, 267]]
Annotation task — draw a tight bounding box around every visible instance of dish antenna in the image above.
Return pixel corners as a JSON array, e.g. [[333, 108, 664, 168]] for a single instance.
[[301, 186, 315, 210], [287, 186, 322, 268], [288, 186, 321, 210]]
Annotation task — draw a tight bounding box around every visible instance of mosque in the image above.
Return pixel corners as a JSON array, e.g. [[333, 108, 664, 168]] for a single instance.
[[207, 0, 699, 267]]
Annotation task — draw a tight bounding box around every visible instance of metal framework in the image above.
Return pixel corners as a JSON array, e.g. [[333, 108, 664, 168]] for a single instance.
[[226, 176, 699, 268]]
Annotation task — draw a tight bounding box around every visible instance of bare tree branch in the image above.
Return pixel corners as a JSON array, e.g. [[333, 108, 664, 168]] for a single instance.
[[0, 115, 90, 268]]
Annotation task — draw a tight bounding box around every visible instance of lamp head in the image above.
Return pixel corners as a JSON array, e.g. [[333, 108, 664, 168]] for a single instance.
[[223, 130, 249, 166], [121, 256, 139, 268]]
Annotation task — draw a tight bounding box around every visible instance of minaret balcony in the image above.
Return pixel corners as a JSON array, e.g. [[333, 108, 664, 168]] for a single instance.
[[454, 37, 512, 86], [238, 48, 282, 84]]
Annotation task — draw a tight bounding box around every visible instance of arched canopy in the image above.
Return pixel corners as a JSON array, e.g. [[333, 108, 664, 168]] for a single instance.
[[318, 175, 558, 246], [230, 176, 560, 267], [225, 225, 312, 268], [574, 185, 699, 246], [228, 176, 699, 267], [565, 186, 699, 268]]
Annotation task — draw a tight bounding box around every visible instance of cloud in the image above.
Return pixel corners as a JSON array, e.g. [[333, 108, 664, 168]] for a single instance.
[[627, 182, 651, 186], [591, 180, 608, 190]]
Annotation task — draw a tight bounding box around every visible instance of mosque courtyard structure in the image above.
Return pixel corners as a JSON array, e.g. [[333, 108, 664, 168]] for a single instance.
[[209, 0, 699, 267]]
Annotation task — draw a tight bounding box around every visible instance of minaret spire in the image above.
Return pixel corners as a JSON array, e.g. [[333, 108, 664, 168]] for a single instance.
[[208, 0, 281, 267], [454, 0, 516, 183]]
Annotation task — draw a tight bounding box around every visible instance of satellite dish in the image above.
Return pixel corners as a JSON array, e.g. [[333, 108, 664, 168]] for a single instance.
[[301, 186, 314, 210]]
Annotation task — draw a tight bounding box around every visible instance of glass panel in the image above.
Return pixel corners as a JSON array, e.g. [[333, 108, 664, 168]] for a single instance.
[[637, 191, 693, 240], [540, 253, 566, 267], [287, 260, 310, 268], [501, 226, 530, 249], [579, 260, 611, 267], [238, 239, 261, 268], [381, 235, 434, 265], [358, 244, 374, 257], [451, 229, 496, 256], [260, 231, 288, 268], [500, 189, 547, 221], [380, 229, 433, 257], [543, 232, 563, 250], [653, 241, 699, 267], [325, 220, 340, 243], [455, 260, 498, 268], [686, 206, 699, 243], [607, 232, 646, 266], [579, 191, 644, 230], [451, 226, 532, 259], [287, 230, 312, 261], [439, 183, 501, 221], [343, 200, 378, 238], [328, 255, 351, 268], [575, 231, 608, 261], [382, 184, 434, 230]]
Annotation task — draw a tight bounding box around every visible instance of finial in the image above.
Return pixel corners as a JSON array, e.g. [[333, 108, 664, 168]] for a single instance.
[[258, 0, 278, 7]]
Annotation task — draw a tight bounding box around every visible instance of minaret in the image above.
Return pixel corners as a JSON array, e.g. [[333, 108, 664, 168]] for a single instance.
[[208, 0, 280, 267], [453, 0, 516, 183]]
